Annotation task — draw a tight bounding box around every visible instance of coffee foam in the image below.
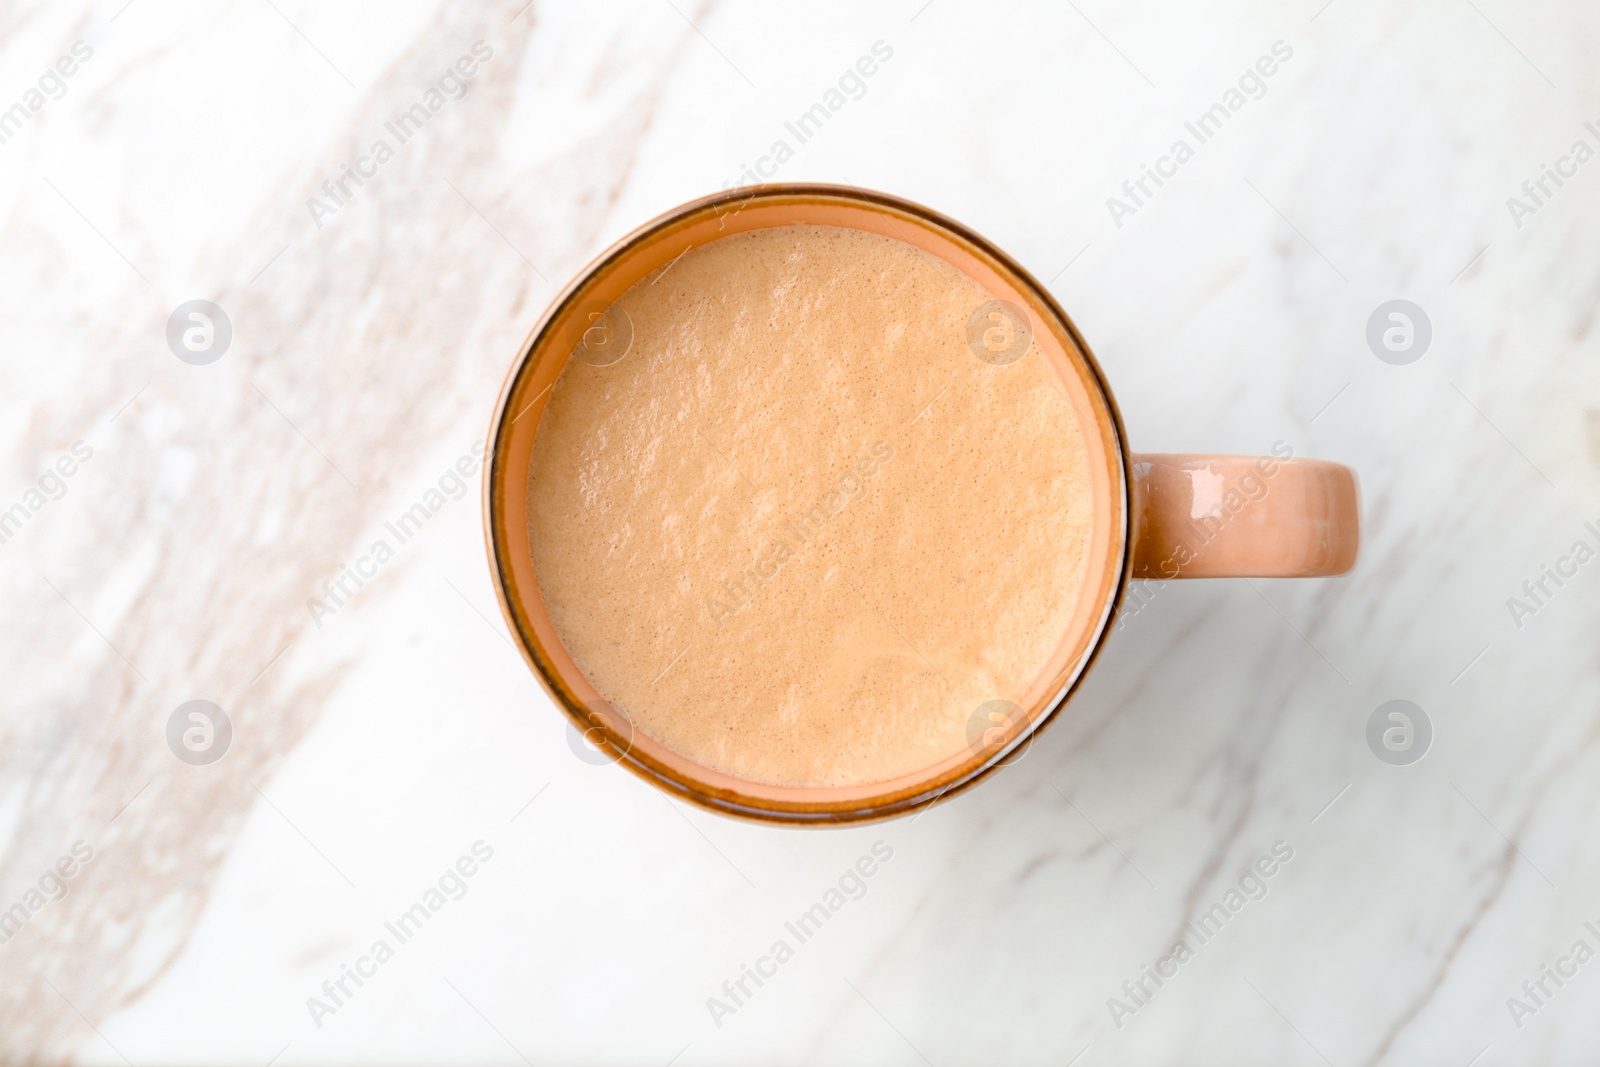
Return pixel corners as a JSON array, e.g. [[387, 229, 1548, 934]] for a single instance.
[[528, 225, 1094, 787]]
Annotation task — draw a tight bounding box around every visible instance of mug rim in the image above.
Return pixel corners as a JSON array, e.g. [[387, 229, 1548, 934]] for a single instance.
[[483, 182, 1137, 824]]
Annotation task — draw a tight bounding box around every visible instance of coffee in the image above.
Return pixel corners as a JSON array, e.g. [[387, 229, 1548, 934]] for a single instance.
[[527, 224, 1096, 787]]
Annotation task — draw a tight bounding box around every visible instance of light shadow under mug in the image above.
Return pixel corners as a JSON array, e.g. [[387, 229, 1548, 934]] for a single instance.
[[483, 184, 1358, 825]]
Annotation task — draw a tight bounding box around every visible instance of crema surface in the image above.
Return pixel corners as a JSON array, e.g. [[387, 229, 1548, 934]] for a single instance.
[[528, 225, 1094, 787]]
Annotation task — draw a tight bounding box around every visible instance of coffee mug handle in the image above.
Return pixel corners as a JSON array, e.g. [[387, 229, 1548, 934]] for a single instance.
[[1129, 453, 1359, 579]]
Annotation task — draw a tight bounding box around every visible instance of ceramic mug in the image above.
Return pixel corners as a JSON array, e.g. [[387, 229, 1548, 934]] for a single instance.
[[483, 184, 1359, 824]]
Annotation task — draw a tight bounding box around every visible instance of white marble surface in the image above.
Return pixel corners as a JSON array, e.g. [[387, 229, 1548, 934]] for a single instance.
[[1, 0, 1597, 1063]]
